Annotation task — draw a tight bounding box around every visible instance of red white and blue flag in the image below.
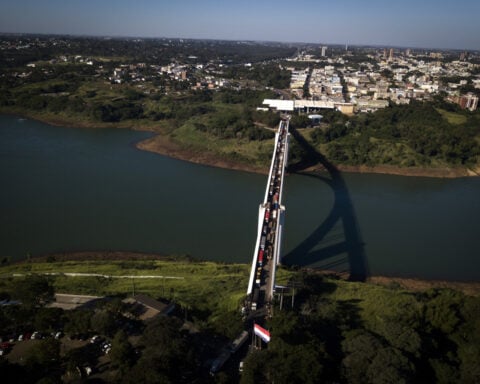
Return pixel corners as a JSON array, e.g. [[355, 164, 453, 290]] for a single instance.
[[254, 324, 271, 343]]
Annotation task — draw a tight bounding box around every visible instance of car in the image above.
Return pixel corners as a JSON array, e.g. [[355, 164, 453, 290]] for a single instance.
[[31, 331, 41, 340], [17, 334, 24, 341], [101, 342, 111, 351], [90, 335, 101, 344], [0, 342, 13, 354], [54, 331, 63, 339]]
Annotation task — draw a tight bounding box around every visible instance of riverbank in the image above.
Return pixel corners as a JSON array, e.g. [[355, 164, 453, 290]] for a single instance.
[[9, 251, 480, 296], [301, 162, 479, 178], [136, 133, 480, 178], [2, 109, 478, 178], [135, 133, 268, 174]]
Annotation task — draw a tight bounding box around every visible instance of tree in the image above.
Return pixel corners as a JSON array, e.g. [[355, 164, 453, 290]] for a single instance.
[[34, 307, 64, 333], [110, 330, 135, 373], [65, 347, 91, 376], [64, 309, 92, 336], [126, 316, 198, 383], [290, 114, 311, 129], [341, 330, 384, 383], [91, 309, 117, 337], [26, 338, 61, 368], [424, 289, 464, 334], [366, 347, 415, 384], [13, 275, 54, 308]]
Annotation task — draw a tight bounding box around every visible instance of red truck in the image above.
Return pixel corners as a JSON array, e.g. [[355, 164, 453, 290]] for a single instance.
[[258, 250, 264, 266], [264, 210, 270, 222]]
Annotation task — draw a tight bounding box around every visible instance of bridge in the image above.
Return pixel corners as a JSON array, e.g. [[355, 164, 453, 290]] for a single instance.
[[246, 117, 290, 319]]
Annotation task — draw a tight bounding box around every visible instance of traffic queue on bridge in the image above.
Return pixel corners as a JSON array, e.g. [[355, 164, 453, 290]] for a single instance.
[[250, 119, 288, 313], [212, 120, 288, 376]]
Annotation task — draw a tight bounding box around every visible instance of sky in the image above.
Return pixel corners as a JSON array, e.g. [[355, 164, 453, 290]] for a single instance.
[[1, 0, 479, 50]]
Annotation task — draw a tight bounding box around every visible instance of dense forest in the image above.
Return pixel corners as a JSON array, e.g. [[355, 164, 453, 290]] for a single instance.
[[291, 99, 480, 169], [241, 272, 480, 384], [0, 36, 298, 67]]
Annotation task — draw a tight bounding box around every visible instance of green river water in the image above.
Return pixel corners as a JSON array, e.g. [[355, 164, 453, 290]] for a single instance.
[[1, 115, 479, 281]]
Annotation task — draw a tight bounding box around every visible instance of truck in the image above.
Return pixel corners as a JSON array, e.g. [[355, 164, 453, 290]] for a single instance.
[[230, 331, 249, 353], [251, 289, 259, 311], [273, 192, 279, 204], [258, 249, 264, 266], [256, 268, 262, 285], [260, 235, 266, 249], [210, 350, 231, 375]]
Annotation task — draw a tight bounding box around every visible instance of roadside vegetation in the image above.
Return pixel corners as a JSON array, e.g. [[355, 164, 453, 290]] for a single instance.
[[0, 258, 479, 383]]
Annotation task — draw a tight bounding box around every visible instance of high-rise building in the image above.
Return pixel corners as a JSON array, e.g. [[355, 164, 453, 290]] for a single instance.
[[462, 93, 478, 111], [450, 93, 479, 111], [321, 46, 327, 57], [388, 48, 394, 62]]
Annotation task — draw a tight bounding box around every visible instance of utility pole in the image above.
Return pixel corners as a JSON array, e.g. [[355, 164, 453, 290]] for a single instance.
[[292, 286, 295, 309]]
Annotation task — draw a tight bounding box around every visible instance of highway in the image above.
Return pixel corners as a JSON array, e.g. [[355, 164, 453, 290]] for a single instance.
[[246, 117, 290, 318]]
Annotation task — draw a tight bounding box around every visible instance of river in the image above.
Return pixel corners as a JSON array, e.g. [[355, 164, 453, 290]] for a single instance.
[[1, 115, 479, 281]]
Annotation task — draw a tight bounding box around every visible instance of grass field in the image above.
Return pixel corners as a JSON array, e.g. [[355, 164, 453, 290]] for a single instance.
[[436, 108, 468, 125], [0, 259, 250, 312], [171, 121, 274, 168]]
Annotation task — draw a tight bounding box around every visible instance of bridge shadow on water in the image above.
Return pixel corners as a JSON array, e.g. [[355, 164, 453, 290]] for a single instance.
[[282, 128, 369, 281]]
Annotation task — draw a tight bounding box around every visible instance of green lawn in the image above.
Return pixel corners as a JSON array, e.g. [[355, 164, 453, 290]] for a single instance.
[[436, 108, 468, 125], [171, 120, 274, 168], [1, 259, 249, 315]]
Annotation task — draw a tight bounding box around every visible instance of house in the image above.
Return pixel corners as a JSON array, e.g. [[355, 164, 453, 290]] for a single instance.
[[126, 294, 175, 321]]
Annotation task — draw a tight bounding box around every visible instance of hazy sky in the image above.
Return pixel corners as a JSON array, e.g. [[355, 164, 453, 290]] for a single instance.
[[1, 0, 479, 50]]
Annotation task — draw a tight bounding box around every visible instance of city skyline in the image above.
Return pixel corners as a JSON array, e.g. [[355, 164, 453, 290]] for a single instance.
[[1, 0, 479, 51]]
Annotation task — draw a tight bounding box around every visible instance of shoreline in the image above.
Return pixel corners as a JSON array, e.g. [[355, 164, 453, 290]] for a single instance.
[[135, 133, 269, 175], [15, 251, 480, 296], [2, 110, 479, 178], [135, 134, 480, 178]]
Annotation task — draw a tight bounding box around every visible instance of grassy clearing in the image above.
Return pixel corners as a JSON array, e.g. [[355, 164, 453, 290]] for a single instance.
[[0, 259, 250, 315], [326, 279, 424, 330], [436, 108, 468, 125], [171, 121, 273, 167]]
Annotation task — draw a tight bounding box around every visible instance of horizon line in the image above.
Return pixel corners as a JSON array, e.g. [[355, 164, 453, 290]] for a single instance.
[[0, 31, 478, 53]]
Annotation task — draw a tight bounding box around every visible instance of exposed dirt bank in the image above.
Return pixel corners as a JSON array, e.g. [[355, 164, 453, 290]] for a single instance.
[[367, 275, 480, 297], [302, 163, 479, 179], [136, 134, 268, 174]]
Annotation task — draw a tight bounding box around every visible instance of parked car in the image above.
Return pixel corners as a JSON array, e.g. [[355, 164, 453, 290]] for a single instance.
[[90, 335, 101, 344], [31, 331, 42, 340]]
